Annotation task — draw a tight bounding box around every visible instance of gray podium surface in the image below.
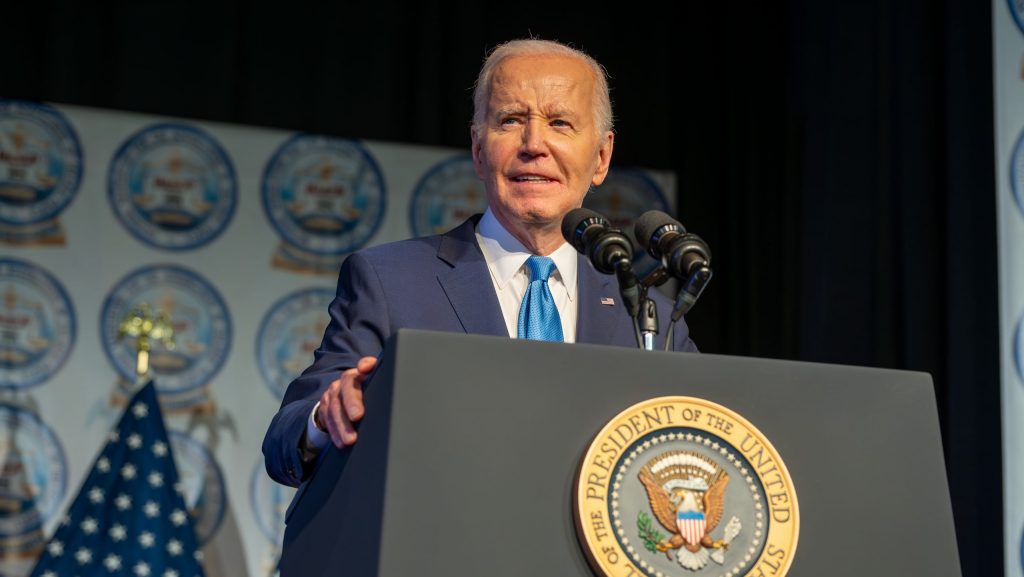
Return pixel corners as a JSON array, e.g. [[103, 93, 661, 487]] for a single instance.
[[281, 329, 960, 577]]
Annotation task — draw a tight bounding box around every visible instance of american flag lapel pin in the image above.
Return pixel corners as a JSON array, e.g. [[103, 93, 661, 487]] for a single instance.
[[600, 297, 615, 306]]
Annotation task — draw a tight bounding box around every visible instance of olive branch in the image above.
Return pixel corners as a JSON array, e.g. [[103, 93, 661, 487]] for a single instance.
[[637, 511, 664, 553]]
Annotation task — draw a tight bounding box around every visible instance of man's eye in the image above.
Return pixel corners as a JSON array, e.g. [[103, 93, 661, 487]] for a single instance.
[[551, 119, 571, 128], [500, 117, 520, 125]]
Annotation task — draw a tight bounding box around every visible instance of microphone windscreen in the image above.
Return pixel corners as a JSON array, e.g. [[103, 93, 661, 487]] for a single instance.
[[561, 207, 605, 246], [633, 210, 681, 251]]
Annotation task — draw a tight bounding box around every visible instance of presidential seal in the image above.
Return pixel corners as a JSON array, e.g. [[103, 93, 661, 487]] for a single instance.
[[0, 258, 75, 389], [575, 397, 798, 577], [585, 169, 670, 276], [408, 154, 487, 236], [100, 265, 231, 412], [0, 404, 67, 559], [169, 431, 226, 546], [0, 100, 82, 246], [262, 134, 386, 274], [256, 288, 334, 399], [108, 122, 237, 251]]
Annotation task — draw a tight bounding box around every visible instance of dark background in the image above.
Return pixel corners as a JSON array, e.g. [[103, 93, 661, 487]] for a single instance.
[[4, 0, 1002, 574]]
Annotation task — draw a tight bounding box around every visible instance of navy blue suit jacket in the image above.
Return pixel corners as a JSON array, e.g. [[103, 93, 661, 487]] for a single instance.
[[262, 216, 697, 486]]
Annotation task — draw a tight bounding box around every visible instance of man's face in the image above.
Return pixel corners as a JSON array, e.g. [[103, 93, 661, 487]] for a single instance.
[[472, 54, 614, 235]]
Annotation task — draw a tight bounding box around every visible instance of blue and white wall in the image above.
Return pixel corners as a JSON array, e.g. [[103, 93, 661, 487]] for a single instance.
[[997, 1, 1024, 575]]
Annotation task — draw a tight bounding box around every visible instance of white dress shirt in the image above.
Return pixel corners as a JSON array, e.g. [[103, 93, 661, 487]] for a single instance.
[[475, 208, 578, 342]]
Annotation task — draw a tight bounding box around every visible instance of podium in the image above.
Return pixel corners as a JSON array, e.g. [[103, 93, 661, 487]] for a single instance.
[[280, 330, 961, 577]]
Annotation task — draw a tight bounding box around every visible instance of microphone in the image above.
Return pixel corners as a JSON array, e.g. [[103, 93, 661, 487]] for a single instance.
[[561, 208, 633, 274], [634, 211, 712, 279], [635, 210, 713, 320], [561, 208, 640, 318]]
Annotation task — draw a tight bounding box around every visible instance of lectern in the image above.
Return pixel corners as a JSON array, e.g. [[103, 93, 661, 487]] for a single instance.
[[280, 330, 960, 577]]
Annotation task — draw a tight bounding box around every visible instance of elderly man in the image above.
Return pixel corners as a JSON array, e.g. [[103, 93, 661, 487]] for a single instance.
[[263, 39, 698, 487]]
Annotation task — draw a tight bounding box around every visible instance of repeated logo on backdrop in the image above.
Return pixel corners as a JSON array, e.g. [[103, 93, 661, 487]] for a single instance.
[[100, 265, 231, 412], [249, 459, 293, 545], [249, 458, 294, 572], [1010, 0, 1024, 36], [0, 100, 82, 246], [408, 155, 487, 236], [168, 431, 226, 546], [256, 288, 334, 399], [0, 404, 67, 558], [262, 134, 386, 275], [108, 123, 236, 250], [0, 259, 75, 389], [1013, 129, 1024, 218]]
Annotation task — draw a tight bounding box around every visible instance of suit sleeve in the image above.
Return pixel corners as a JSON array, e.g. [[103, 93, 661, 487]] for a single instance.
[[262, 252, 392, 487]]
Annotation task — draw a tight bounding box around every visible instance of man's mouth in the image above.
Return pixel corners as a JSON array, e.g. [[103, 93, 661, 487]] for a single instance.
[[511, 175, 556, 183]]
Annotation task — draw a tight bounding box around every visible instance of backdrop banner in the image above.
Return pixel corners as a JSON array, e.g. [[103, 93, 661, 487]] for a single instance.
[[0, 100, 675, 576], [996, 1, 1024, 575]]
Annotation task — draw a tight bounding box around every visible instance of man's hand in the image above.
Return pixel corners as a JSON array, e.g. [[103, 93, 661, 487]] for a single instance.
[[315, 356, 377, 448]]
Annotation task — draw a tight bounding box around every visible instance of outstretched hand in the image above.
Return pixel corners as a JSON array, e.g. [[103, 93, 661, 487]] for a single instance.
[[315, 356, 377, 448]]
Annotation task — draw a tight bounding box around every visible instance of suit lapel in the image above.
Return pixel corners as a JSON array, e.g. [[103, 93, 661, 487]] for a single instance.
[[575, 254, 629, 346], [435, 217, 508, 337]]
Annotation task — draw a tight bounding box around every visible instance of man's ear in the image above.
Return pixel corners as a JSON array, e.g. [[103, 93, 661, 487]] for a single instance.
[[590, 131, 615, 187], [471, 126, 486, 180]]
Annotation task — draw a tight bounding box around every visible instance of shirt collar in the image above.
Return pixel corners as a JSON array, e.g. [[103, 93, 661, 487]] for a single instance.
[[476, 208, 578, 302]]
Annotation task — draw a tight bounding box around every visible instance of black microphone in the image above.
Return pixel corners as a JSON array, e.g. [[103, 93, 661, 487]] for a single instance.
[[562, 208, 640, 318], [561, 208, 633, 274], [635, 210, 713, 321], [634, 211, 712, 279]]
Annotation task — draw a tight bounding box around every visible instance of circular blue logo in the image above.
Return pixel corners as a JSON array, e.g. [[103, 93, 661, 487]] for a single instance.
[[100, 265, 231, 394], [1009, 0, 1024, 36], [0, 405, 68, 535], [0, 100, 83, 225], [249, 459, 295, 546], [1015, 313, 1024, 385], [586, 169, 671, 274], [262, 134, 386, 255], [1013, 128, 1024, 218], [409, 154, 487, 236], [169, 431, 225, 546], [0, 259, 75, 389], [256, 288, 333, 400], [108, 123, 237, 251]]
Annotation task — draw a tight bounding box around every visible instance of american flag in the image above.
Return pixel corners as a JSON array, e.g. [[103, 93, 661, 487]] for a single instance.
[[28, 381, 205, 577]]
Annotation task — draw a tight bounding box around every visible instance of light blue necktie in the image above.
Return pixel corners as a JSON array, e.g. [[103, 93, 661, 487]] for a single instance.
[[517, 256, 564, 342]]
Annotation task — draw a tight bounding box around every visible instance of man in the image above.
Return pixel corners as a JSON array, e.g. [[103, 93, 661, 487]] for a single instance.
[[263, 39, 698, 488]]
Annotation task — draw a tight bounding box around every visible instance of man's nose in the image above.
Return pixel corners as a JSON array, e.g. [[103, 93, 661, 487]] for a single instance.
[[519, 119, 549, 157]]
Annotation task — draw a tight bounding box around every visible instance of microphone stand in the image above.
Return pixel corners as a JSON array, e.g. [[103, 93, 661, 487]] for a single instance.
[[633, 266, 670, 351], [637, 292, 658, 351]]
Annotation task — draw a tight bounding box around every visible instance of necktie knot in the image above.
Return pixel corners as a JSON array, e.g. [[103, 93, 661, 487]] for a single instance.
[[526, 256, 556, 283]]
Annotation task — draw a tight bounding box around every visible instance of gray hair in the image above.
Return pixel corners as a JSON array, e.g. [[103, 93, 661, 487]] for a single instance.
[[471, 39, 614, 137]]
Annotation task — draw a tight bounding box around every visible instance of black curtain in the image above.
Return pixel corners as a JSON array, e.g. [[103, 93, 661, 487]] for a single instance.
[[5, 1, 1001, 575]]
